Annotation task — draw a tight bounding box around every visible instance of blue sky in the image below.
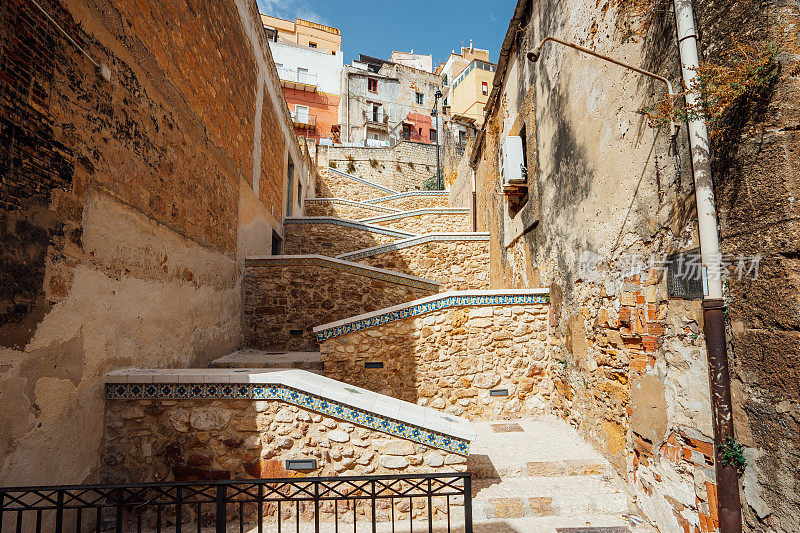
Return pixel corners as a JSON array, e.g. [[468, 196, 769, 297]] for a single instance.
[[255, 0, 517, 66]]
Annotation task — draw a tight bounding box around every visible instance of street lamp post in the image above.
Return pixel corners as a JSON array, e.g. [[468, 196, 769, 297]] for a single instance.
[[431, 89, 443, 190]]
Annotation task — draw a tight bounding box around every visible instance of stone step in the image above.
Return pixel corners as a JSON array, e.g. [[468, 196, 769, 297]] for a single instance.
[[468, 454, 611, 479], [209, 349, 324, 373], [471, 476, 630, 520]]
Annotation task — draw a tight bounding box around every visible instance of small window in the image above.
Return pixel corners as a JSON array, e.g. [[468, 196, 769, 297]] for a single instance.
[[482, 81, 489, 95], [415, 92, 424, 105], [368, 78, 378, 92], [389, 108, 396, 122], [286, 158, 295, 217], [430, 129, 437, 142], [308, 42, 317, 48], [418, 127, 422, 135], [297, 179, 303, 207]]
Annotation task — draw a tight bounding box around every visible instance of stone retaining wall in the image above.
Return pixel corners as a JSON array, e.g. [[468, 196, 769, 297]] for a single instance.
[[320, 303, 551, 419], [284, 221, 406, 256], [367, 211, 471, 234], [353, 240, 490, 291], [321, 142, 437, 191], [103, 399, 467, 484], [304, 199, 397, 220], [244, 258, 437, 350]]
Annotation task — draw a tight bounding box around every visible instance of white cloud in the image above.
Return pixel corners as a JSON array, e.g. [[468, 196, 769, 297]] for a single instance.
[[256, 0, 329, 26]]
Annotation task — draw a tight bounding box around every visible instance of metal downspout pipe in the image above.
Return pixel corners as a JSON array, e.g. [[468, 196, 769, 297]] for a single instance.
[[673, 0, 743, 530]]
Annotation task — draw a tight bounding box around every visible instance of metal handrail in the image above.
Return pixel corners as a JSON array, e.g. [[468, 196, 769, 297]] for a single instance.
[[276, 66, 318, 86], [0, 472, 473, 532]]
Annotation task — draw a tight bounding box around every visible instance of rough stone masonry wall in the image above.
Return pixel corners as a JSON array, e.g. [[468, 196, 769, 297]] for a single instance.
[[284, 222, 401, 256], [369, 213, 471, 234], [320, 304, 551, 419], [304, 200, 395, 220], [322, 141, 437, 191], [358, 241, 490, 291], [104, 398, 466, 485], [244, 263, 436, 351], [368, 195, 451, 211], [0, 0, 304, 485], [315, 169, 389, 201]]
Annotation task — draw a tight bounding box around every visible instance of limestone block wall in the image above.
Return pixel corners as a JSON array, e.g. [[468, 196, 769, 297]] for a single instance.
[[318, 295, 551, 420], [304, 198, 398, 220], [315, 169, 393, 201], [364, 210, 471, 234], [342, 237, 490, 291], [103, 399, 466, 488], [244, 257, 438, 350], [322, 142, 437, 191], [284, 219, 410, 256]]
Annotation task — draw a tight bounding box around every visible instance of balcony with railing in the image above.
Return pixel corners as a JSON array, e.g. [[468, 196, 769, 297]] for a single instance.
[[290, 109, 316, 129], [276, 66, 318, 92], [363, 108, 389, 128]]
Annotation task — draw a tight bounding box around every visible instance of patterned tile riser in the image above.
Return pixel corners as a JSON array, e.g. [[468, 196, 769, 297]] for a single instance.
[[106, 383, 469, 455], [316, 293, 550, 342]]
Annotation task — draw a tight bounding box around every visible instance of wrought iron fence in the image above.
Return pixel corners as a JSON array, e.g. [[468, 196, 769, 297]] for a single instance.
[[0, 472, 472, 532]]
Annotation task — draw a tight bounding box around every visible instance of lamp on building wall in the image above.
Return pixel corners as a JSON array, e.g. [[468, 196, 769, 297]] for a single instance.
[[431, 89, 444, 190]]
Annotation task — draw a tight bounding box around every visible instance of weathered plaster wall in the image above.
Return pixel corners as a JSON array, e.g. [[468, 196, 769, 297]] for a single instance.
[[469, 0, 724, 531], [284, 221, 403, 256], [322, 142, 437, 191], [356, 240, 490, 291], [243, 261, 436, 350], [0, 0, 304, 485], [104, 398, 466, 482], [320, 304, 551, 419]]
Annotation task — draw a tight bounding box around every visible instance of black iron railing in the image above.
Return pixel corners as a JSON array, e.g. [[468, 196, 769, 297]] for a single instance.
[[0, 472, 472, 532]]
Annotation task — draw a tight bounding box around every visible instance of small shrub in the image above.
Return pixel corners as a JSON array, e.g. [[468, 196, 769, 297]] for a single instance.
[[408, 161, 414, 169], [346, 161, 356, 173], [396, 164, 402, 171], [423, 174, 439, 190], [328, 161, 337, 168], [719, 436, 747, 474], [369, 158, 378, 168]]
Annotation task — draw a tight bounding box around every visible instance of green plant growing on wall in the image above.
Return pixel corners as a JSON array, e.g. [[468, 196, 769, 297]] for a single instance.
[[347, 160, 356, 173], [369, 159, 379, 168], [408, 162, 414, 169], [423, 174, 438, 190], [396, 163, 402, 171], [718, 435, 747, 473], [328, 161, 336, 168], [636, 40, 781, 143]]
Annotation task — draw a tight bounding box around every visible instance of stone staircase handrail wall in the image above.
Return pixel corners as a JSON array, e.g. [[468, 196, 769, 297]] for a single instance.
[[105, 368, 475, 452], [337, 233, 490, 262], [245, 255, 440, 291], [358, 208, 471, 224], [327, 167, 398, 194], [306, 197, 401, 213], [285, 217, 416, 239], [313, 289, 550, 342]]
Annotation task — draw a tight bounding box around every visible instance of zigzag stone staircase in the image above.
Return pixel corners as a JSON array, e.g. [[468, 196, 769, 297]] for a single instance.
[[236, 168, 654, 531]]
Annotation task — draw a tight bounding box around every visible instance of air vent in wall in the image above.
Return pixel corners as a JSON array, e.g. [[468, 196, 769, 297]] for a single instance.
[[364, 362, 384, 369], [285, 459, 316, 471], [489, 389, 509, 397], [289, 329, 303, 336]]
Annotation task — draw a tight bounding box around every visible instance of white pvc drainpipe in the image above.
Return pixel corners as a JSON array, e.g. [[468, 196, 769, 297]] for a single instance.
[[673, 0, 722, 299]]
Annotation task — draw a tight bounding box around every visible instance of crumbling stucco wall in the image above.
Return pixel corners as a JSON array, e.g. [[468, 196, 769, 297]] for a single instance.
[[0, 0, 305, 486]]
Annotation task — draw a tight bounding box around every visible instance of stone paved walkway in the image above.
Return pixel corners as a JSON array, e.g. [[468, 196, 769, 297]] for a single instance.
[[466, 415, 658, 532]]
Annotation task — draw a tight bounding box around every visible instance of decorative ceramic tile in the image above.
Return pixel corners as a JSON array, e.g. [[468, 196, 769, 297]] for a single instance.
[[244, 256, 439, 291], [315, 292, 550, 342], [337, 233, 490, 261], [284, 217, 415, 239], [106, 381, 469, 455], [327, 168, 397, 193]]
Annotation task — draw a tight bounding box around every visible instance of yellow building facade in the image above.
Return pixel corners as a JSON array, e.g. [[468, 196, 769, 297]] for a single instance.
[[261, 15, 341, 52]]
